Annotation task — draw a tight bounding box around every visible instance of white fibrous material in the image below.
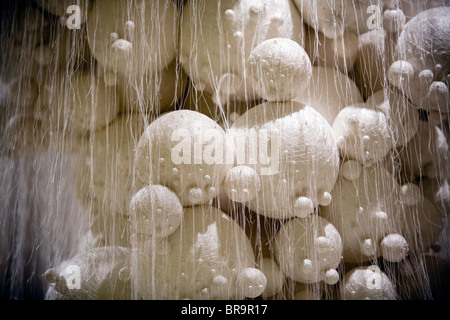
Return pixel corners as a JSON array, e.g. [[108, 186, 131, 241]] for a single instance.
[[366, 88, 419, 146], [388, 7, 450, 115], [321, 162, 410, 264], [354, 29, 393, 100], [225, 102, 339, 219], [1, 0, 449, 302], [87, 0, 177, 77], [36, 72, 119, 135], [44, 246, 132, 300], [132, 205, 266, 299], [259, 258, 285, 299], [341, 265, 397, 300], [135, 110, 229, 206], [274, 216, 342, 285], [248, 38, 312, 102], [399, 121, 449, 181], [180, 0, 305, 105], [76, 114, 149, 247], [117, 59, 188, 115]]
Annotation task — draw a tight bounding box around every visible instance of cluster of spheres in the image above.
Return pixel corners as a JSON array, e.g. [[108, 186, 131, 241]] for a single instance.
[[0, 0, 449, 300]]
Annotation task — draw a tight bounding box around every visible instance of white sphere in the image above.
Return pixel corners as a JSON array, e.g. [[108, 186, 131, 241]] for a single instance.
[[321, 164, 408, 264], [180, 0, 305, 104], [132, 205, 264, 299], [248, 38, 312, 102], [333, 103, 394, 166], [341, 265, 397, 300], [87, 0, 177, 76], [129, 185, 183, 239], [227, 101, 339, 219], [135, 110, 230, 206], [274, 216, 342, 284]]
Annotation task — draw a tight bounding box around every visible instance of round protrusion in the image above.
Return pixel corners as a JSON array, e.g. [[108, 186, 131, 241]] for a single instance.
[[318, 191, 332, 206], [238, 268, 267, 299], [418, 69, 434, 87], [188, 187, 204, 204], [211, 275, 229, 299], [224, 166, 260, 203], [118, 267, 131, 282], [293, 197, 314, 218], [360, 238, 377, 257], [428, 81, 449, 107], [112, 39, 132, 53], [383, 9, 406, 33], [373, 210, 388, 223], [388, 60, 414, 88], [224, 9, 235, 22], [341, 160, 362, 181], [315, 236, 331, 253], [125, 20, 135, 40], [208, 187, 217, 199], [248, 38, 312, 101], [302, 259, 313, 274], [380, 234, 409, 262], [129, 185, 183, 238], [400, 183, 422, 206], [324, 269, 340, 285], [336, 136, 346, 149], [110, 32, 119, 43]]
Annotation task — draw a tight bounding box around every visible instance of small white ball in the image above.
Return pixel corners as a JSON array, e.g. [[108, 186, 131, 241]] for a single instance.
[[248, 38, 312, 102]]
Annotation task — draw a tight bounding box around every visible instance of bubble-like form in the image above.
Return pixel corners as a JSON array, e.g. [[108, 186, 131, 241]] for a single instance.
[[274, 216, 342, 284], [321, 163, 410, 264], [341, 265, 397, 300], [87, 0, 177, 76], [132, 205, 265, 299], [224, 165, 261, 203], [248, 38, 312, 102], [180, 0, 305, 105], [129, 185, 183, 239], [389, 7, 450, 114], [333, 103, 393, 166], [226, 101, 339, 219], [135, 110, 230, 206]]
